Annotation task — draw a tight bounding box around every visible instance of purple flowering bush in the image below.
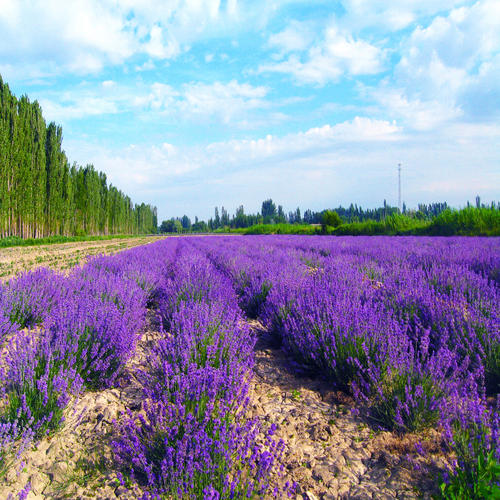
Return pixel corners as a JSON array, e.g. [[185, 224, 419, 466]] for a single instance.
[[440, 395, 500, 498], [113, 243, 287, 498], [1, 268, 67, 329], [0, 420, 34, 481], [69, 268, 147, 337], [0, 328, 83, 439], [157, 248, 240, 327], [83, 239, 176, 308], [43, 287, 140, 389], [0, 287, 13, 341]]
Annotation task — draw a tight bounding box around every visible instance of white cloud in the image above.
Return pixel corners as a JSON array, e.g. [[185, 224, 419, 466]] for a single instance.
[[144, 24, 181, 59], [0, 0, 262, 78], [206, 117, 401, 162], [139, 80, 270, 125], [65, 118, 499, 220], [135, 83, 180, 111], [267, 20, 314, 54], [0, 0, 136, 75], [34, 79, 271, 126], [395, 2, 500, 107], [340, 0, 469, 32], [34, 82, 143, 123], [261, 24, 385, 85], [134, 60, 156, 72], [364, 0, 500, 130], [39, 96, 119, 122], [370, 87, 463, 130]]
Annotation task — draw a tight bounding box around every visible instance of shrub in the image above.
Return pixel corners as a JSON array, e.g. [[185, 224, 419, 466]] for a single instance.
[[322, 210, 342, 230], [0, 330, 82, 439], [46, 293, 138, 389], [440, 401, 500, 499], [370, 367, 444, 432], [2, 268, 66, 329]]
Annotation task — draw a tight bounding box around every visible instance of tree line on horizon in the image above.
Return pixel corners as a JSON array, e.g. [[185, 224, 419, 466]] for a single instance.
[[159, 198, 491, 234], [0, 75, 157, 238]]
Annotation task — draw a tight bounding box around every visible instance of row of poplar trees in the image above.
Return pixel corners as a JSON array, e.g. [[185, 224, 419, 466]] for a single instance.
[[0, 75, 157, 238]]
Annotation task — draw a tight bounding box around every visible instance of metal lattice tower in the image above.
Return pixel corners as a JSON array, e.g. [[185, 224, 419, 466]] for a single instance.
[[398, 163, 402, 212]]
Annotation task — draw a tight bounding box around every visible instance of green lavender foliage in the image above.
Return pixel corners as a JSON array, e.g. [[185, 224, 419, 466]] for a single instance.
[[440, 422, 500, 499]]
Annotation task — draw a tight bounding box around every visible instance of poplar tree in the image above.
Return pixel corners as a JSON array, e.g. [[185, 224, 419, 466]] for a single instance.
[[0, 74, 157, 238]]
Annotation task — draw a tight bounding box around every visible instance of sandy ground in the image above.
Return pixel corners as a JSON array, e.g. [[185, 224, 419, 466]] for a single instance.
[[0, 236, 166, 282], [0, 317, 447, 500]]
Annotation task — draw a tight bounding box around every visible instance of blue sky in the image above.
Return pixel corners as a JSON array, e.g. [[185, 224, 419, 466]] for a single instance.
[[1, 0, 499, 221]]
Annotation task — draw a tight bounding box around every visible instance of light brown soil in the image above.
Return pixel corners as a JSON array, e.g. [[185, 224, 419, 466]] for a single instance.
[[248, 321, 449, 499], [0, 236, 166, 282], [0, 317, 448, 499]]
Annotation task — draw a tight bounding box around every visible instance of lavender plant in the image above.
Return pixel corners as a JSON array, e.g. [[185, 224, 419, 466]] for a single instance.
[[440, 397, 500, 498], [2, 268, 66, 329], [45, 292, 137, 389], [114, 243, 286, 498], [0, 329, 82, 439]]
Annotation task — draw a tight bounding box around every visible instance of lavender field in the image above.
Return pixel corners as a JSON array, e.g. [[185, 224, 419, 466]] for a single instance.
[[0, 235, 499, 499]]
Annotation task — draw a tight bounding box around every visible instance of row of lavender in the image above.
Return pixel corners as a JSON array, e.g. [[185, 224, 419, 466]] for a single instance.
[[0, 238, 286, 498], [114, 239, 286, 498], [0, 240, 174, 488], [191, 235, 500, 496]]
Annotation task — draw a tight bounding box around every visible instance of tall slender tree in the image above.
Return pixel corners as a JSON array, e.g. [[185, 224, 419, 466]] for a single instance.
[[0, 74, 157, 238]]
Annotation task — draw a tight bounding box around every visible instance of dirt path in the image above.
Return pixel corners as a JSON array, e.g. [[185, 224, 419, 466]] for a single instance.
[[248, 320, 446, 500], [0, 236, 165, 282]]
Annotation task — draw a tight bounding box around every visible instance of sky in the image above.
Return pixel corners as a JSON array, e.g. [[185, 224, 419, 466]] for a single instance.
[[1, 0, 499, 221]]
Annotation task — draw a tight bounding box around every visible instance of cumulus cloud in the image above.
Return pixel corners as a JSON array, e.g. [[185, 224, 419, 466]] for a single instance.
[[369, 87, 463, 131], [339, 0, 469, 32], [267, 20, 315, 54], [34, 82, 143, 123], [35, 79, 270, 126], [0, 0, 136, 75], [39, 97, 119, 122], [66, 117, 499, 220], [362, 0, 500, 130], [137, 80, 270, 125], [0, 0, 303, 79], [397, 2, 499, 109], [261, 24, 385, 85], [0, 0, 247, 78]]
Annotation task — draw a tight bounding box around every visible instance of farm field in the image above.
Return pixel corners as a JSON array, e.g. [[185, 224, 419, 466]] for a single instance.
[[0, 235, 498, 499], [0, 236, 166, 282]]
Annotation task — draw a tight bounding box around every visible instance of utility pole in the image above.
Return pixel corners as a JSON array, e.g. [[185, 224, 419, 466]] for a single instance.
[[398, 163, 402, 213]]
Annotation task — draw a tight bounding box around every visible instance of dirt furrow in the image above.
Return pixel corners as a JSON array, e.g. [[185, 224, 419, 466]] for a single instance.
[[247, 320, 445, 500]]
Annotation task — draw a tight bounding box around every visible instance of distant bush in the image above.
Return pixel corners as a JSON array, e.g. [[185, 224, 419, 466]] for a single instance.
[[243, 223, 318, 235], [334, 214, 428, 236], [219, 206, 500, 237], [322, 210, 343, 230], [428, 207, 500, 236]]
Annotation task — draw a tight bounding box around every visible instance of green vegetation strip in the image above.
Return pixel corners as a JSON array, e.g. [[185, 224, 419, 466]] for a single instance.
[[0, 234, 158, 249], [237, 207, 500, 237]]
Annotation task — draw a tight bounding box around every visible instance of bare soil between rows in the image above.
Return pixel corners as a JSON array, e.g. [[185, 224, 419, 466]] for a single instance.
[[0, 236, 166, 282], [1, 309, 450, 500]]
